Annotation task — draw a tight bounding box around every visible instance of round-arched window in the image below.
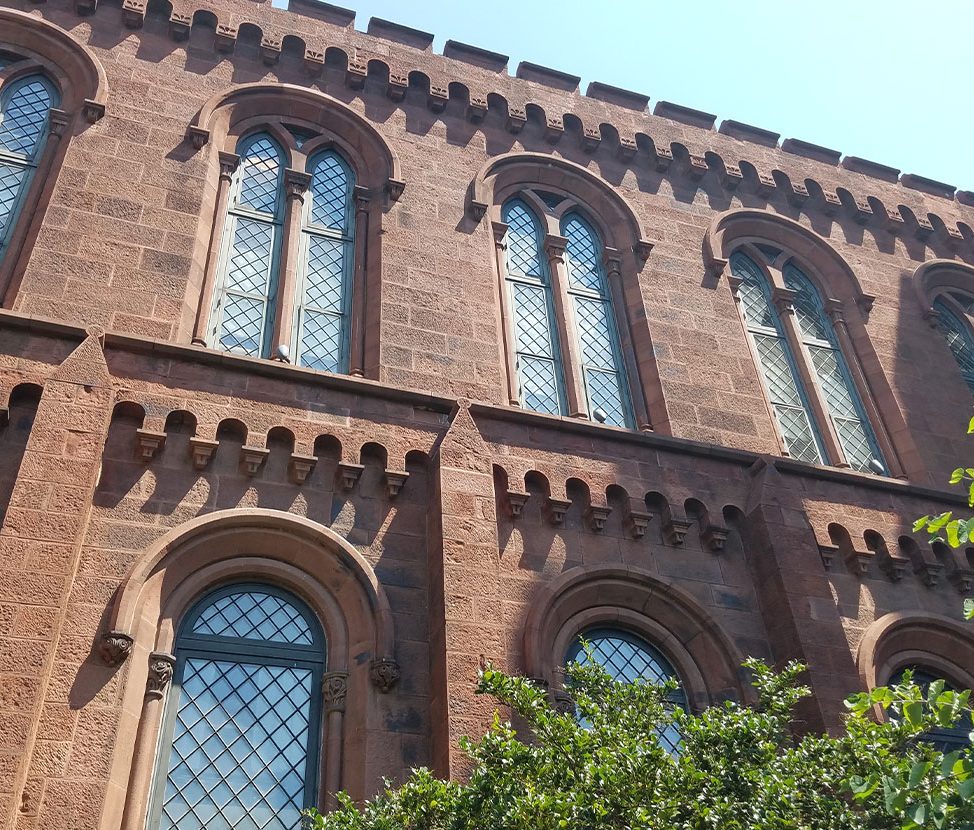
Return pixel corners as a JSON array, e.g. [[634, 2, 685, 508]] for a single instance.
[[149, 584, 326, 830], [565, 627, 687, 752], [889, 666, 972, 752]]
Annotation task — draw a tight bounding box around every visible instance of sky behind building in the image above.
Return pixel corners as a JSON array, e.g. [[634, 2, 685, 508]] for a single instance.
[[283, 0, 971, 192]]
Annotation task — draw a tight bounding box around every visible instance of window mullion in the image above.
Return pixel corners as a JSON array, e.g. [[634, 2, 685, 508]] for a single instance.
[[545, 232, 586, 418], [271, 168, 310, 359]]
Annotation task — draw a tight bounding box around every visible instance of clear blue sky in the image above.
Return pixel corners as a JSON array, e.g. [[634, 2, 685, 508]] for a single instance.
[[283, 0, 972, 192]]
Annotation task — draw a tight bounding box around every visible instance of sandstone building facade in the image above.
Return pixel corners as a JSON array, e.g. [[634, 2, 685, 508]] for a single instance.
[[1, 1, 974, 828]]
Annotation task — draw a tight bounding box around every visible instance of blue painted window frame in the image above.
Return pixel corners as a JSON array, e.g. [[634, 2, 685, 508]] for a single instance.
[[933, 294, 974, 395]]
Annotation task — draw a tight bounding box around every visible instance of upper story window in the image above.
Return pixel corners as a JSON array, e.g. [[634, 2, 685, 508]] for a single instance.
[[932, 292, 974, 395], [731, 247, 886, 474], [149, 583, 325, 830], [500, 192, 634, 428], [0, 71, 58, 262], [566, 627, 686, 753], [207, 132, 357, 374], [888, 666, 972, 752]]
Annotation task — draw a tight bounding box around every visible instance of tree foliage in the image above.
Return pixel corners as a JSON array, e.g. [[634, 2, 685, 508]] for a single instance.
[[305, 656, 974, 830]]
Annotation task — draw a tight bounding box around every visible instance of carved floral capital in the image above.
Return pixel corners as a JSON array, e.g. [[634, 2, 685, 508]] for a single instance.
[[146, 652, 175, 699], [369, 657, 401, 693], [322, 671, 349, 713], [100, 631, 134, 667]]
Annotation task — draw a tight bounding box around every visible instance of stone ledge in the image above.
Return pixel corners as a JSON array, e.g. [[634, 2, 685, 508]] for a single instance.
[[288, 0, 354, 27], [717, 119, 780, 147], [781, 138, 841, 166], [901, 173, 956, 200], [516, 61, 580, 92], [841, 156, 901, 183], [585, 81, 648, 111], [653, 101, 716, 130], [443, 40, 508, 72], [366, 16, 433, 50]]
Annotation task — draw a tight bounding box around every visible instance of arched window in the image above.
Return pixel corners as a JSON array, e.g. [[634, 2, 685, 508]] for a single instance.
[[732, 251, 824, 464], [500, 195, 634, 427], [562, 213, 632, 428], [731, 247, 886, 473], [149, 584, 325, 830], [932, 294, 974, 395], [888, 666, 972, 752], [503, 198, 565, 416], [295, 150, 354, 373], [565, 627, 686, 752], [210, 133, 285, 358], [0, 73, 58, 262]]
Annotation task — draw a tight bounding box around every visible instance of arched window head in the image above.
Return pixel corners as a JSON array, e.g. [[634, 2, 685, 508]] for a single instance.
[[149, 583, 325, 830], [500, 195, 635, 427], [731, 248, 886, 474], [210, 133, 285, 358], [932, 293, 974, 395], [0, 73, 58, 261], [502, 198, 565, 416], [888, 666, 972, 752], [566, 627, 686, 753], [295, 149, 354, 373]]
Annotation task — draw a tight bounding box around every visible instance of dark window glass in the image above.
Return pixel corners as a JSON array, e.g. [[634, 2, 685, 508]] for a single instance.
[[890, 666, 972, 752]]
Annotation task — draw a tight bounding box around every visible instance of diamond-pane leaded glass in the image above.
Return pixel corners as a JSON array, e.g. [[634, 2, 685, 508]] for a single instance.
[[566, 628, 686, 753], [934, 297, 974, 395], [731, 253, 825, 463], [518, 355, 561, 415], [0, 77, 53, 158], [308, 151, 350, 231], [503, 200, 544, 278], [889, 668, 973, 753], [151, 587, 324, 830], [191, 590, 314, 644], [512, 282, 555, 358], [563, 214, 603, 292], [561, 212, 632, 427], [237, 136, 283, 216], [0, 162, 26, 241], [295, 152, 354, 374], [785, 262, 885, 473]]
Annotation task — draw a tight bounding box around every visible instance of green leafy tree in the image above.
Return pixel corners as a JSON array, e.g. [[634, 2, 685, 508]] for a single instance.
[[305, 656, 974, 830]]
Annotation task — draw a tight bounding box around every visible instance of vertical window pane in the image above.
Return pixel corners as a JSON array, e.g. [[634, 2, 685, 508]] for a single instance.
[[732, 253, 825, 464], [784, 264, 885, 473], [503, 199, 565, 415], [562, 213, 632, 428], [152, 587, 324, 830], [0, 162, 26, 241], [0, 77, 53, 158], [210, 134, 284, 359], [295, 151, 354, 373], [933, 297, 974, 394]]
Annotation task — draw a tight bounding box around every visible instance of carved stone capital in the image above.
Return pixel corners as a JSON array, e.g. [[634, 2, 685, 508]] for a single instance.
[[617, 136, 637, 162], [771, 286, 797, 315], [727, 273, 744, 300], [856, 294, 876, 318], [632, 239, 654, 263], [821, 189, 841, 216], [468, 199, 488, 222], [284, 169, 312, 201], [369, 658, 401, 693], [544, 234, 568, 264], [304, 49, 324, 76], [346, 59, 367, 90], [82, 99, 105, 124], [506, 107, 527, 134], [722, 164, 743, 190], [385, 178, 406, 202], [48, 108, 71, 138], [662, 517, 691, 546], [492, 221, 509, 247], [386, 73, 408, 102], [169, 11, 191, 39], [322, 671, 349, 713], [687, 153, 708, 181], [654, 146, 673, 172], [505, 489, 529, 519], [214, 24, 238, 53], [186, 125, 210, 150], [547, 497, 571, 526], [260, 36, 282, 66], [100, 631, 134, 667], [603, 248, 623, 279], [788, 182, 809, 206], [586, 505, 611, 532], [626, 508, 651, 539], [146, 652, 175, 699], [467, 97, 488, 123], [240, 446, 270, 476], [702, 524, 730, 553], [353, 184, 371, 212], [824, 297, 847, 326], [550, 689, 576, 717], [218, 151, 240, 181]]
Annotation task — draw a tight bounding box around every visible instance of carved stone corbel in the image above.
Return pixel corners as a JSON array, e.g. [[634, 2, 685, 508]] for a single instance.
[[135, 428, 166, 461], [186, 126, 210, 150], [547, 497, 571, 526], [369, 658, 401, 693], [345, 59, 367, 90], [505, 490, 529, 519], [701, 524, 730, 553], [100, 631, 134, 667], [146, 652, 176, 700], [384, 469, 409, 498], [82, 99, 106, 124], [586, 505, 611, 532], [188, 437, 218, 470], [337, 462, 364, 491], [288, 453, 317, 485], [385, 178, 406, 202], [240, 446, 269, 476], [662, 517, 691, 546], [771, 286, 797, 315]]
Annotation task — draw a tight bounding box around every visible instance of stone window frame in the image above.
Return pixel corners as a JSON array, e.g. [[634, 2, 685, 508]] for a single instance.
[[0, 8, 108, 306], [705, 208, 919, 480], [100, 510, 401, 830], [473, 152, 662, 432], [187, 84, 404, 379], [913, 259, 974, 397], [522, 565, 750, 714], [728, 242, 889, 474]]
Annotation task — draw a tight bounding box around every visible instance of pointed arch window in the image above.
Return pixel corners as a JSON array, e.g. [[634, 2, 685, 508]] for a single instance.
[[0, 73, 58, 262], [499, 195, 635, 427], [731, 250, 886, 473], [295, 150, 354, 373], [210, 133, 285, 358], [148, 584, 325, 830], [503, 198, 565, 416], [932, 294, 974, 395]]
